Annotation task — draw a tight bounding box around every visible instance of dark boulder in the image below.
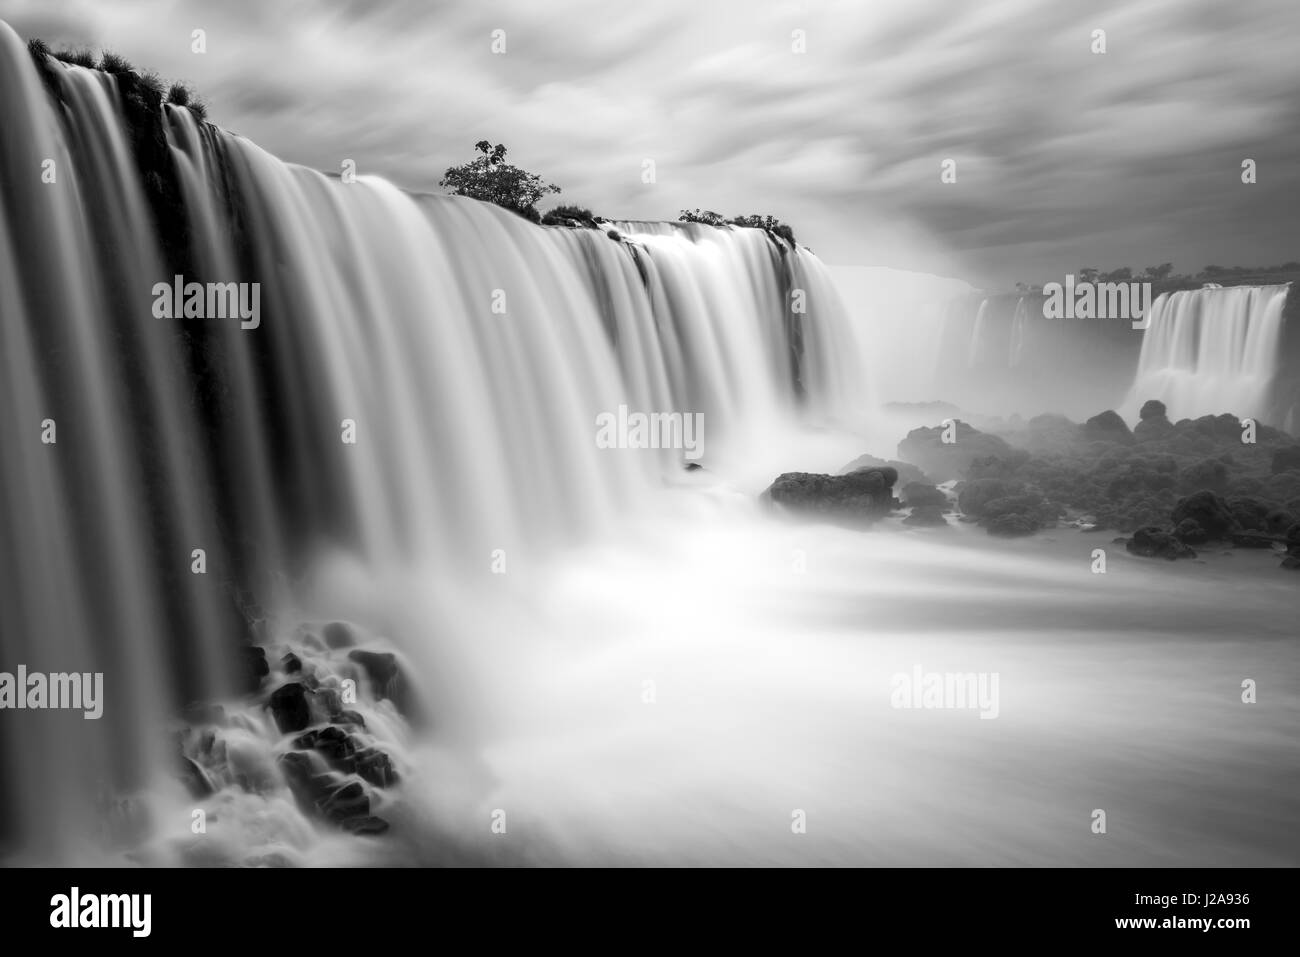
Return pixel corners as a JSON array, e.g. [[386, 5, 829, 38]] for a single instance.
[[1134, 414, 1174, 442], [322, 621, 358, 649], [268, 682, 312, 734], [900, 482, 947, 509], [903, 506, 949, 526], [762, 468, 898, 522], [838, 454, 927, 487], [1126, 526, 1197, 560], [348, 649, 417, 718], [1138, 399, 1167, 421], [281, 652, 302, 674], [1083, 410, 1133, 444]]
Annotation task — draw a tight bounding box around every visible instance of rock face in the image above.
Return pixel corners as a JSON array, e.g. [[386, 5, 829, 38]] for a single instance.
[[838, 454, 928, 487], [1134, 413, 1174, 442], [1170, 490, 1239, 540], [1083, 410, 1133, 444], [268, 682, 312, 734], [761, 468, 898, 523], [177, 627, 411, 849], [900, 482, 947, 508], [896, 420, 1013, 483], [347, 649, 417, 719], [1126, 526, 1197, 560], [1139, 399, 1167, 421], [903, 507, 948, 526]]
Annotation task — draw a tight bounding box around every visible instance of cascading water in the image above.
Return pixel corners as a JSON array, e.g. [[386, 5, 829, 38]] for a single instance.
[[1126, 284, 1292, 424], [4, 25, 1299, 869], [0, 25, 868, 862], [1007, 296, 1028, 368]]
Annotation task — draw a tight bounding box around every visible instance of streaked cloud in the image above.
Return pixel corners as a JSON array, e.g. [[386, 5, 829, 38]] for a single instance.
[[5, 0, 1297, 285]]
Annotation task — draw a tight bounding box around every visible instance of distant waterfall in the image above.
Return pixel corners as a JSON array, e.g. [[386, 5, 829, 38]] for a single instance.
[[1127, 284, 1291, 423], [0, 23, 870, 859], [1007, 296, 1028, 368], [966, 298, 990, 367]]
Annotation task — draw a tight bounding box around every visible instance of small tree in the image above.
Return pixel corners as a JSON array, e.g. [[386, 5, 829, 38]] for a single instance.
[[1143, 263, 1174, 281], [440, 141, 560, 221], [679, 209, 728, 227]]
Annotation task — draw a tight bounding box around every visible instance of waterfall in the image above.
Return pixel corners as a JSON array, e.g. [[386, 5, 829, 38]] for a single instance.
[[1007, 296, 1027, 368], [0, 24, 868, 861], [1127, 284, 1291, 423], [966, 298, 990, 367]]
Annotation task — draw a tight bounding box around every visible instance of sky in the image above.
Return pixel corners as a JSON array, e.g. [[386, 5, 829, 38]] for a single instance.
[[4, 0, 1299, 287]]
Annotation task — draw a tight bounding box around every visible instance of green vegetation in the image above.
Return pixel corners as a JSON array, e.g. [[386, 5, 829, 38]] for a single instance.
[[440, 141, 561, 222]]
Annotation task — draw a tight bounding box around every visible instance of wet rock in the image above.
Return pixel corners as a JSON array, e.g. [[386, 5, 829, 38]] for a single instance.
[[268, 682, 312, 734], [1174, 518, 1206, 544], [1138, 399, 1167, 421], [1083, 410, 1133, 444], [330, 709, 366, 728], [1126, 526, 1197, 560], [900, 482, 947, 509], [903, 506, 949, 526], [321, 780, 370, 824], [323, 621, 358, 649], [761, 468, 898, 523], [838, 454, 928, 487], [277, 753, 378, 829], [281, 652, 302, 674], [1134, 414, 1174, 442], [341, 816, 390, 836], [178, 755, 214, 798], [294, 725, 398, 787]]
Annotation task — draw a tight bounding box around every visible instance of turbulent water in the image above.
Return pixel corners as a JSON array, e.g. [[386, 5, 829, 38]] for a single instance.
[[1, 23, 1297, 867]]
